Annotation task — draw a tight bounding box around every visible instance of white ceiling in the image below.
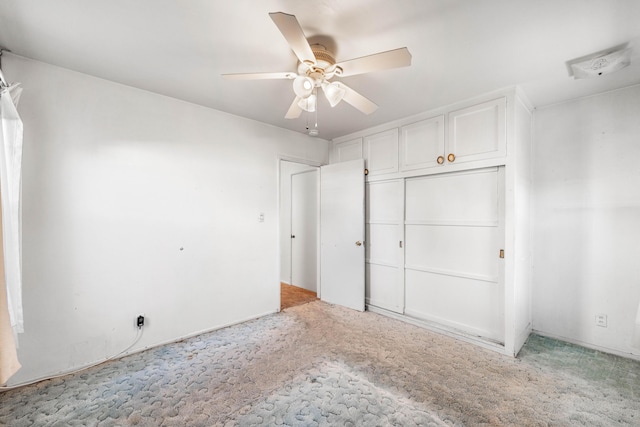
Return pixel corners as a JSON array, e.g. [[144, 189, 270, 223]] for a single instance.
[[1, 0, 639, 140]]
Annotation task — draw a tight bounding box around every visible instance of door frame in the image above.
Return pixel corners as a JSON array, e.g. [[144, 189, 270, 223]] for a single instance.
[[277, 156, 323, 312]]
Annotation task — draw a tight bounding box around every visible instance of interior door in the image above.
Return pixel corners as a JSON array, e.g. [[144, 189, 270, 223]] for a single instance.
[[291, 170, 318, 292], [320, 159, 365, 311]]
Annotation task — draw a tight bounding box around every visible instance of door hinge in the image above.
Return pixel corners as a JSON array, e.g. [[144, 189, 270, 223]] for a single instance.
[[499, 249, 504, 258]]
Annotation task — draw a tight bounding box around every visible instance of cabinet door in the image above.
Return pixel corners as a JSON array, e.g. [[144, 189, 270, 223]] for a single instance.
[[448, 97, 506, 164], [400, 115, 445, 171], [364, 129, 399, 176], [365, 180, 404, 313], [333, 138, 363, 163]]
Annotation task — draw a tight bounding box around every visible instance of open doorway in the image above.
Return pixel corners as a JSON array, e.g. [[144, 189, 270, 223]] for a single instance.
[[279, 160, 320, 310]]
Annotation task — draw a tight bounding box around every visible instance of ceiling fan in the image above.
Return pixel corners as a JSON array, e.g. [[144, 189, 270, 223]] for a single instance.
[[222, 12, 412, 121]]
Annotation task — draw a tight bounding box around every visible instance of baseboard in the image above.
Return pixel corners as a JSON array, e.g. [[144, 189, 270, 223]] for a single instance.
[[532, 329, 640, 361], [5, 309, 279, 388], [127, 309, 280, 357]]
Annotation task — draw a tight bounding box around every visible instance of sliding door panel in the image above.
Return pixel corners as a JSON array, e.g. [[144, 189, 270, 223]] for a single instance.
[[404, 168, 504, 342], [404, 269, 503, 342], [365, 180, 404, 313], [366, 263, 402, 312], [404, 225, 498, 281], [405, 170, 498, 223]]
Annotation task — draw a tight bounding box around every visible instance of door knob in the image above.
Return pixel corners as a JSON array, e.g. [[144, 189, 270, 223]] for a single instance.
[[355, 241, 362, 246]]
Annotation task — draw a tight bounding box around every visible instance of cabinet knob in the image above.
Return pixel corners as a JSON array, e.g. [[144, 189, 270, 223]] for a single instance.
[[447, 153, 456, 162], [436, 156, 445, 165]]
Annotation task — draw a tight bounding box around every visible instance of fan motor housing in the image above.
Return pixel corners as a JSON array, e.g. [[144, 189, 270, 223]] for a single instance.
[[312, 44, 335, 66], [298, 44, 341, 82]]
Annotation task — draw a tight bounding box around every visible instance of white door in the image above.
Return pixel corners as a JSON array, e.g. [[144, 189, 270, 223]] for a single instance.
[[320, 159, 365, 311], [291, 170, 318, 292], [365, 179, 405, 313], [404, 167, 505, 342]]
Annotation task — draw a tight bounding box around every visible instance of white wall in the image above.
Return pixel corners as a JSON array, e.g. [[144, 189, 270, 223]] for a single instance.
[[532, 84, 640, 357], [5, 55, 328, 385]]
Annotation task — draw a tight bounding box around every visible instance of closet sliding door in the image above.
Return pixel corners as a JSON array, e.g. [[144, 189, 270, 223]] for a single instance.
[[365, 180, 404, 313], [404, 167, 505, 343]]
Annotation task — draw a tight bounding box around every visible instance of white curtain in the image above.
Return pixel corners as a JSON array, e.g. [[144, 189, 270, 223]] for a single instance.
[[0, 78, 23, 336], [0, 71, 23, 384]]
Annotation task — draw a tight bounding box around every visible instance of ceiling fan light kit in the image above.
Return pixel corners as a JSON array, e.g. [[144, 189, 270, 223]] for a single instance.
[[222, 12, 412, 132], [297, 92, 317, 112], [322, 81, 346, 107], [293, 75, 314, 98]]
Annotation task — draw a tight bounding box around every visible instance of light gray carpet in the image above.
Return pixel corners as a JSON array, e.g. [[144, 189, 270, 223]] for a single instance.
[[1, 300, 639, 426]]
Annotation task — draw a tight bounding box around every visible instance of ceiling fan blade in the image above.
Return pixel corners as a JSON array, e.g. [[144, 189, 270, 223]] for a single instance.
[[269, 12, 316, 65], [336, 47, 412, 77], [341, 84, 378, 115], [285, 97, 303, 119], [222, 72, 296, 80]]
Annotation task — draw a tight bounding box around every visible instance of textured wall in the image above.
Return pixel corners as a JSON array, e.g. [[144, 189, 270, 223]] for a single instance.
[[5, 54, 328, 385], [532, 84, 640, 357]]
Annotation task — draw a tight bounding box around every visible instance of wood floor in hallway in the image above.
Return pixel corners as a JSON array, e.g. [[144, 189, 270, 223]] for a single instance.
[[280, 282, 318, 310]]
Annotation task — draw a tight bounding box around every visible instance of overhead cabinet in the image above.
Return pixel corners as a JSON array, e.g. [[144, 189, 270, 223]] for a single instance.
[[399, 115, 445, 171], [330, 88, 532, 357], [364, 129, 399, 176], [332, 137, 363, 164], [447, 97, 506, 165], [353, 96, 507, 176]]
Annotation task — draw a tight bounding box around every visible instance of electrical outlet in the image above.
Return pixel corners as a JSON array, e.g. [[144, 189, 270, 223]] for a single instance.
[[137, 314, 145, 328], [595, 314, 607, 327]]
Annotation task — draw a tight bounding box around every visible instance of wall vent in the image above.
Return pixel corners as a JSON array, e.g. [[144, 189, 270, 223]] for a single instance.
[[566, 43, 632, 79]]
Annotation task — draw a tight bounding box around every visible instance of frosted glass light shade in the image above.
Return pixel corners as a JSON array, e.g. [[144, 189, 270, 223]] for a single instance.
[[297, 93, 316, 112], [293, 76, 314, 98], [322, 81, 346, 107]]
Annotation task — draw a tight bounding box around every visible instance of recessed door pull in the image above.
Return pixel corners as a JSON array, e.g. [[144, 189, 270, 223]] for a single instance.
[[399, 241, 403, 248]]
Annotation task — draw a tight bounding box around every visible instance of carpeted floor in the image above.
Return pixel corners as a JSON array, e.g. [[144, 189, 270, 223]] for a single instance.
[[1, 301, 639, 426]]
